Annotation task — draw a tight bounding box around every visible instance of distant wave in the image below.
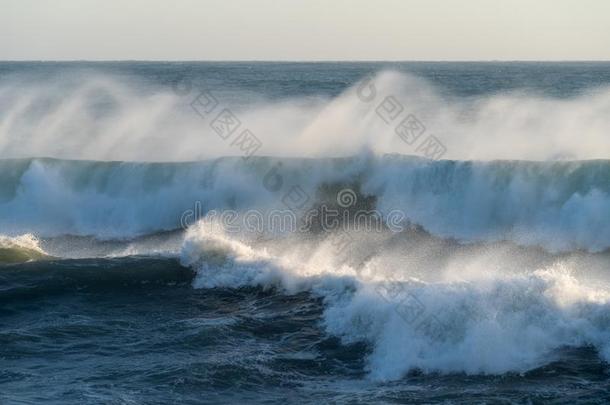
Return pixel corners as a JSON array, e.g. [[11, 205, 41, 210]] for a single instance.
[[0, 155, 609, 252]]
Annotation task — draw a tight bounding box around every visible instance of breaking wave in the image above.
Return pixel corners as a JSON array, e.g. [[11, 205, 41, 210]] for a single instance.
[[0, 155, 609, 252], [180, 222, 610, 380], [0, 234, 50, 263]]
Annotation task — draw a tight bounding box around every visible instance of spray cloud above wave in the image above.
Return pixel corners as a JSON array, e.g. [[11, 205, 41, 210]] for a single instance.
[[1, 70, 610, 161]]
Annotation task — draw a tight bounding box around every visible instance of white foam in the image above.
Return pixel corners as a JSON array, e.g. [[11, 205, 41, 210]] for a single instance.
[[180, 222, 610, 380], [1, 155, 609, 252], [0, 233, 46, 254]]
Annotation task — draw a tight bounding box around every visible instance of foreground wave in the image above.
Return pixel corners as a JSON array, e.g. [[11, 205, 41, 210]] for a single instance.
[[180, 223, 610, 380], [3, 228, 610, 384], [7, 256, 608, 403]]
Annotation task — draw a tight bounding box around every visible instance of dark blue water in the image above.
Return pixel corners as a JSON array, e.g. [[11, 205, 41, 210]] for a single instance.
[[3, 257, 610, 404], [2, 62, 610, 404]]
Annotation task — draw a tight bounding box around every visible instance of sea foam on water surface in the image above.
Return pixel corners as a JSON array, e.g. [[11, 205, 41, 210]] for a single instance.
[[180, 221, 610, 380]]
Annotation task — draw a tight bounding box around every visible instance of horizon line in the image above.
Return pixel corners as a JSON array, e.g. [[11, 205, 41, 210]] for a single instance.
[[2, 59, 610, 63]]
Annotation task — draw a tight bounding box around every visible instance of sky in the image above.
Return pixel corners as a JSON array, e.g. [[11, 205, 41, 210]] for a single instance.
[[1, 0, 609, 61]]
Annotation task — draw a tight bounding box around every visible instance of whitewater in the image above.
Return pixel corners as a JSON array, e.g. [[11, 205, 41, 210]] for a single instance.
[[2, 62, 610, 403]]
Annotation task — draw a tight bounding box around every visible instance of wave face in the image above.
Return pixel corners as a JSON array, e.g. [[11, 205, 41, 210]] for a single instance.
[[180, 222, 610, 380], [1, 155, 609, 252]]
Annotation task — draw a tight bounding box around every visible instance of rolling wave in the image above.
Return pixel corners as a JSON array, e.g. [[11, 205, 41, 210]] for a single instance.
[[1, 155, 609, 252], [179, 222, 610, 380]]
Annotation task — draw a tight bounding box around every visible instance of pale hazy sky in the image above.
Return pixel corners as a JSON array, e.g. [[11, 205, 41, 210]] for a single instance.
[[2, 0, 609, 61]]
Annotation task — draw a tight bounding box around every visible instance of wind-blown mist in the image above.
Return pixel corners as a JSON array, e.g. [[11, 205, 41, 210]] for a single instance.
[[2, 70, 610, 161]]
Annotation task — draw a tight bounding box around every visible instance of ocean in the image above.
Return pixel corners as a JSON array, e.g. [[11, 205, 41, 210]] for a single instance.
[[1, 62, 610, 404]]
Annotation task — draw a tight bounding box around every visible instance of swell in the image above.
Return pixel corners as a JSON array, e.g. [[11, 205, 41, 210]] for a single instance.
[[0, 155, 609, 252]]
